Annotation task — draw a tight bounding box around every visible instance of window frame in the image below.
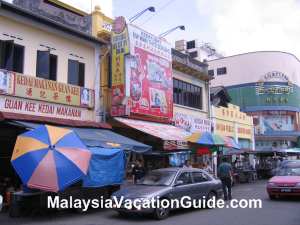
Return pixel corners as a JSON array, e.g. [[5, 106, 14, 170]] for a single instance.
[[192, 172, 211, 183], [175, 172, 193, 185], [186, 40, 196, 49], [208, 69, 214, 76], [0, 40, 24, 73], [217, 67, 227, 75], [36, 50, 57, 81], [68, 59, 85, 87], [173, 78, 203, 110]]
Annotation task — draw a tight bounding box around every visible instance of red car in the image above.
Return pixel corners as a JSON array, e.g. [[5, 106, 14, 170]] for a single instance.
[[267, 164, 300, 199]]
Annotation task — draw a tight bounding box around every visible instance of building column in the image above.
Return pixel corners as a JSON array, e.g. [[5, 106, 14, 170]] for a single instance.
[[94, 44, 102, 123], [234, 122, 238, 143], [251, 127, 255, 150]]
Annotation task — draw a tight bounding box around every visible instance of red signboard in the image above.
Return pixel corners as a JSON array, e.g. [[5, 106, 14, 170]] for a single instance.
[[126, 24, 173, 122], [127, 47, 173, 121]]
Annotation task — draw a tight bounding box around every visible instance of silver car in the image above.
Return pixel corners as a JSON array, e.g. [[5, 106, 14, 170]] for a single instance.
[[111, 167, 223, 220]]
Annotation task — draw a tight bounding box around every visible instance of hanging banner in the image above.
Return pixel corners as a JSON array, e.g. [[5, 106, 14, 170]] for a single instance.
[[126, 24, 173, 122]]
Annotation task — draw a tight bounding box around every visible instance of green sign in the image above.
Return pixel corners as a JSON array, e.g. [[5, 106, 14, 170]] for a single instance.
[[227, 83, 300, 110]]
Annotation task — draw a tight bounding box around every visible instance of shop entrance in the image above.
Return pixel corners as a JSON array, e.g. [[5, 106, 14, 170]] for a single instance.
[[0, 122, 26, 206]]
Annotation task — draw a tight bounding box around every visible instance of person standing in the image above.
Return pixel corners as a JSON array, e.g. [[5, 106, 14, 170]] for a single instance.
[[132, 160, 146, 184], [218, 158, 233, 200]]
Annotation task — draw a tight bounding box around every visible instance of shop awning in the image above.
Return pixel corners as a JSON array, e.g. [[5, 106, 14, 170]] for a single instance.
[[7, 120, 151, 153], [114, 117, 191, 150], [114, 117, 191, 141]]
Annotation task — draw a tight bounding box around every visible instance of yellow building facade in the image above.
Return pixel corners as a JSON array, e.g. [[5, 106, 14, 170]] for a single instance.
[[91, 6, 114, 118], [212, 103, 255, 149]]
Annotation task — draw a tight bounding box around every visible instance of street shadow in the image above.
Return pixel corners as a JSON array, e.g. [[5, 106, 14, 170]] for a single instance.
[[107, 207, 211, 222], [0, 208, 111, 224]]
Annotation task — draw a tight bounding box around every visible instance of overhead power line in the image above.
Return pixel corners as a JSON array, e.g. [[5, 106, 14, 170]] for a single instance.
[[138, 0, 178, 26]]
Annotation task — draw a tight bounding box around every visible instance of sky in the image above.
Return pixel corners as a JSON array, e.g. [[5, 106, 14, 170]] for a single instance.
[[8, 0, 300, 59], [111, 0, 300, 59]]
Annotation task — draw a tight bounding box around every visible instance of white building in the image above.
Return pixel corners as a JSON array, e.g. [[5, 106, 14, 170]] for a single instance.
[[209, 51, 300, 150]]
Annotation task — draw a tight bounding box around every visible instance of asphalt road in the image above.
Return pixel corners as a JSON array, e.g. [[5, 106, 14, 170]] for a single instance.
[[0, 180, 299, 225]]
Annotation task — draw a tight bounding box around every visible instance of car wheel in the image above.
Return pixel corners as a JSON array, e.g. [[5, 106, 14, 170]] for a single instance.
[[207, 191, 217, 200], [153, 200, 170, 220], [205, 191, 217, 209]]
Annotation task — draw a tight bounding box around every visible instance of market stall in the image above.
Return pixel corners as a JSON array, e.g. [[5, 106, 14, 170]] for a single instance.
[[252, 148, 300, 179], [185, 131, 241, 176], [222, 149, 257, 184], [3, 122, 150, 217]]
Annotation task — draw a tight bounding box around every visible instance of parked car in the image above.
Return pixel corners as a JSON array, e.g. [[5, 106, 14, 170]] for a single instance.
[[271, 159, 300, 176], [267, 160, 300, 199], [111, 167, 223, 220]]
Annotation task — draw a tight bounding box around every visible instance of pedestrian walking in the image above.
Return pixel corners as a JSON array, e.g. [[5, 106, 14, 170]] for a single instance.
[[218, 158, 233, 200], [132, 160, 146, 184]]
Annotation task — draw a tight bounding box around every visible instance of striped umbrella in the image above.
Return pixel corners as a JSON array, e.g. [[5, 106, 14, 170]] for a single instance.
[[186, 132, 240, 149], [223, 136, 241, 149], [11, 125, 91, 192], [186, 132, 224, 145]]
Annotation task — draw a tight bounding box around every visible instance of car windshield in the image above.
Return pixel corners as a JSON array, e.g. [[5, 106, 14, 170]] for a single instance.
[[277, 167, 300, 176], [137, 171, 176, 186]]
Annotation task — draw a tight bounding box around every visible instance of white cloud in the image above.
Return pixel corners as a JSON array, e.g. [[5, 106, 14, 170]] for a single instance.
[[196, 0, 300, 58]]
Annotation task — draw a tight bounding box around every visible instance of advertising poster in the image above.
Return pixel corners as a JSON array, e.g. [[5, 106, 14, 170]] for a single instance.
[[80, 88, 95, 108], [169, 152, 190, 167], [261, 115, 294, 132], [126, 24, 173, 121], [111, 16, 130, 116], [0, 70, 14, 95]]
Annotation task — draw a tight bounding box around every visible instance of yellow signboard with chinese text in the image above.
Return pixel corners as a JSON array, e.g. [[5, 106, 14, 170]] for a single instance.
[[111, 16, 130, 116], [0, 70, 94, 108], [213, 104, 253, 140]]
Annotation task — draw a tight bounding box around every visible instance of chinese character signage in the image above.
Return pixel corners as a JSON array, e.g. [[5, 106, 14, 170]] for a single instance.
[[126, 24, 173, 121], [0, 69, 94, 108], [254, 71, 293, 105], [212, 104, 253, 140], [111, 16, 130, 116]]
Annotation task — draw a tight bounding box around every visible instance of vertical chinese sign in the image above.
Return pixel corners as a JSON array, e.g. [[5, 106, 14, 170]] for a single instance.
[[111, 16, 130, 116]]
